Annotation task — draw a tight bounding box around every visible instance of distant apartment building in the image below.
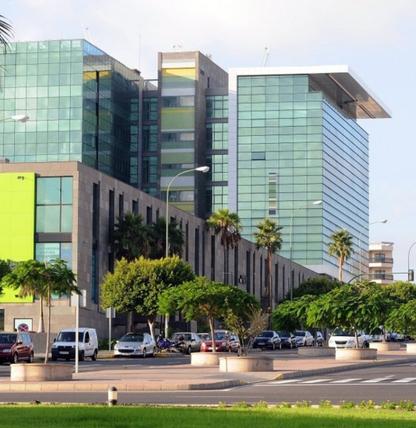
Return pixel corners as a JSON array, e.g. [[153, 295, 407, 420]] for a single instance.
[[368, 242, 394, 284]]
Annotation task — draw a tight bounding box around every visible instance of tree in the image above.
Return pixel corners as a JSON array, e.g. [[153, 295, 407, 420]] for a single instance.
[[291, 276, 341, 299], [307, 282, 386, 348], [272, 295, 315, 332], [254, 218, 283, 312], [0, 15, 12, 49], [113, 213, 152, 260], [207, 209, 242, 284], [385, 300, 416, 338], [328, 229, 354, 282], [0, 259, 12, 294], [2, 259, 79, 363], [159, 277, 259, 352], [101, 257, 193, 341], [149, 217, 184, 259]]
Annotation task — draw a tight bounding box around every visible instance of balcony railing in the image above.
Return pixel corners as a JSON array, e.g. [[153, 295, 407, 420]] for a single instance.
[[372, 273, 394, 281], [369, 257, 393, 264]]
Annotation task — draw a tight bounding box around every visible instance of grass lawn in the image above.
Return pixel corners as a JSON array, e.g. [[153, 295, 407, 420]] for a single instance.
[[0, 406, 416, 428]]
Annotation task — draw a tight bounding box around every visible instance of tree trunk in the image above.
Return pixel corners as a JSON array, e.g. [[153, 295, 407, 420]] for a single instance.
[[338, 257, 344, 282], [37, 295, 45, 333], [223, 246, 228, 284], [148, 318, 155, 343], [127, 311, 134, 332], [354, 329, 360, 349], [44, 287, 51, 364], [164, 313, 170, 338], [208, 316, 216, 353]]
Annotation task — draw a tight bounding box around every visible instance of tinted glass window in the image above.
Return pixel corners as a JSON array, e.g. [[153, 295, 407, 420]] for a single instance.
[[0, 334, 17, 344], [295, 331, 305, 336], [84, 332, 90, 343], [260, 331, 274, 337], [120, 334, 143, 342], [57, 332, 84, 342], [277, 331, 290, 337]]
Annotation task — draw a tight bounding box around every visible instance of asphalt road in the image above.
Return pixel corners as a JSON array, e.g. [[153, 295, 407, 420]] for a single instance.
[[1, 362, 416, 405]]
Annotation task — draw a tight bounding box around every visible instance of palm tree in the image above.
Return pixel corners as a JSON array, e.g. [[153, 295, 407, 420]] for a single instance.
[[113, 213, 152, 260], [3, 259, 79, 363], [254, 218, 283, 311], [207, 209, 242, 284], [328, 229, 354, 282], [0, 15, 12, 49], [149, 217, 184, 259]]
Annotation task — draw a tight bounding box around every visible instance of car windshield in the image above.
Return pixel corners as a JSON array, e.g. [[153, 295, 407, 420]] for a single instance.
[[214, 332, 228, 340], [259, 331, 274, 338], [120, 334, 144, 342], [332, 328, 353, 336], [173, 333, 191, 341], [0, 334, 17, 344], [295, 331, 305, 337], [277, 331, 290, 337], [56, 332, 84, 342]]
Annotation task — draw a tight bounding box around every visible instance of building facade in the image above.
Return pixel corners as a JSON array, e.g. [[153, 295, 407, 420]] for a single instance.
[[368, 242, 394, 284]]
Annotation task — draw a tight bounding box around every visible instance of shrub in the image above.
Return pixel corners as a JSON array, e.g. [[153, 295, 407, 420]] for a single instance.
[[319, 400, 332, 408], [359, 400, 375, 409], [381, 401, 397, 410], [253, 401, 268, 409], [340, 401, 355, 409], [279, 402, 292, 408], [232, 401, 250, 409], [295, 400, 311, 408], [399, 400, 415, 411]]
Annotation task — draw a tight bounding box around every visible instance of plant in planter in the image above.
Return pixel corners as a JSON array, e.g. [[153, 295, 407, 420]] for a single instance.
[[385, 299, 416, 339], [2, 259, 79, 363]]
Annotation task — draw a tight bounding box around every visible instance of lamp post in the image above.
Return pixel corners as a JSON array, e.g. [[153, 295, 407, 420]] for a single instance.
[[289, 200, 322, 300], [407, 241, 416, 278], [358, 219, 388, 275], [164, 166, 209, 337]]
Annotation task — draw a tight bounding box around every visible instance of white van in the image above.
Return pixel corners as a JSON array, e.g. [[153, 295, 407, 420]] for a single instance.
[[51, 328, 98, 361]]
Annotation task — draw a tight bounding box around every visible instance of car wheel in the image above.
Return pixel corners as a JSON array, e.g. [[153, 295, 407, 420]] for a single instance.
[[143, 348, 146, 358], [279, 343, 282, 350], [79, 351, 85, 362], [187, 346, 192, 355], [91, 350, 97, 361], [28, 352, 34, 363], [363, 342, 369, 349], [12, 353, 19, 364]]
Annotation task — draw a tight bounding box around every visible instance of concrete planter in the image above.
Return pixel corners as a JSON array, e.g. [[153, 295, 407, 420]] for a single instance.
[[298, 347, 335, 357], [406, 343, 416, 354], [190, 352, 229, 366], [369, 342, 401, 352], [335, 348, 377, 361], [219, 356, 273, 372], [10, 363, 73, 382]]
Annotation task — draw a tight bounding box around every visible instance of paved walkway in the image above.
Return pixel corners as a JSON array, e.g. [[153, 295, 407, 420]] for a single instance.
[[1, 350, 415, 392]]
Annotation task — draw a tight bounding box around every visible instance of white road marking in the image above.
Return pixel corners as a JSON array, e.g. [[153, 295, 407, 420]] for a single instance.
[[362, 376, 395, 383], [331, 378, 362, 383], [269, 379, 302, 384], [302, 378, 332, 384], [392, 378, 416, 383]]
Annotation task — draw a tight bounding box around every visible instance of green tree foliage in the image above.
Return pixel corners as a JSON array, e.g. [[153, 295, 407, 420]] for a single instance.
[[101, 257, 193, 340], [385, 300, 416, 337], [207, 209, 242, 284], [272, 295, 315, 332], [0, 259, 13, 294], [254, 218, 283, 310], [2, 259, 78, 362], [159, 277, 259, 352], [291, 276, 341, 299], [328, 229, 354, 282], [149, 217, 184, 259], [307, 282, 386, 348]]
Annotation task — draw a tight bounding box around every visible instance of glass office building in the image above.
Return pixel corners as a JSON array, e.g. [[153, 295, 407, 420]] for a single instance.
[[0, 39, 141, 186], [228, 66, 389, 279]]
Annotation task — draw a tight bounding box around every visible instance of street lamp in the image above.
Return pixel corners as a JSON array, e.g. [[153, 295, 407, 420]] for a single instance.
[[289, 200, 322, 299], [358, 219, 388, 275], [165, 166, 209, 257], [407, 241, 416, 278], [163, 166, 209, 338]]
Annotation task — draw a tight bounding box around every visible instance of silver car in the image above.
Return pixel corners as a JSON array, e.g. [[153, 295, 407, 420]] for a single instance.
[[171, 332, 202, 354], [114, 332, 156, 358]]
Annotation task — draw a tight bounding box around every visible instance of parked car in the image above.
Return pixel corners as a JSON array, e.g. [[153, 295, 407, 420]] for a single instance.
[[328, 328, 370, 349], [171, 332, 202, 354], [293, 330, 315, 347], [197, 333, 210, 342], [114, 332, 156, 358], [315, 331, 325, 347], [200, 330, 240, 352], [276, 331, 297, 349], [51, 328, 98, 361], [0, 332, 34, 364], [253, 330, 282, 350]]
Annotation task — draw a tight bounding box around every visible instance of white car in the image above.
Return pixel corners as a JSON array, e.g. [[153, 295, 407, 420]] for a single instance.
[[328, 328, 370, 349], [52, 328, 98, 361], [114, 332, 156, 358]]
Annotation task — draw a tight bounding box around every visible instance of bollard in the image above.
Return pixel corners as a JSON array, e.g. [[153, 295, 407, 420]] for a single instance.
[[108, 386, 118, 406]]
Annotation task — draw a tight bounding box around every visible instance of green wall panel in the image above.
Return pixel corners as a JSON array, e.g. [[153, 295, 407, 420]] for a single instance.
[[0, 172, 35, 303]]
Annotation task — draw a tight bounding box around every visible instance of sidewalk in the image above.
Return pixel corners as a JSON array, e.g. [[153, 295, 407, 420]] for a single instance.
[[1, 350, 415, 393]]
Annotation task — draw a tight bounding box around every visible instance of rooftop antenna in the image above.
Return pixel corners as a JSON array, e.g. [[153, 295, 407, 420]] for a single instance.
[[172, 44, 183, 51], [138, 33, 142, 70], [262, 46, 270, 66]]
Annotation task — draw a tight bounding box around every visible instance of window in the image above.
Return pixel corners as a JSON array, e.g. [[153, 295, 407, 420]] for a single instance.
[[36, 176, 72, 233], [118, 194, 124, 220], [0, 309, 4, 330], [146, 206, 152, 225], [132, 199, 138, 215]]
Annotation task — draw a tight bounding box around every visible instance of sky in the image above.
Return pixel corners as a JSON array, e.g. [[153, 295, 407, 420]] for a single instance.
[[2, 0, 416, 274]]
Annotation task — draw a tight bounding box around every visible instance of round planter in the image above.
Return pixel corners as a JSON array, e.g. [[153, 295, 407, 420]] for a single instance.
[[10, 363, 73, 382], [335, 348, 377, 361], [297, 347, 335, 357], [406, 343, 416, 354], [219, 356, 273, 372], [190, 352, 230, 366], [369, 342, 401, 352]]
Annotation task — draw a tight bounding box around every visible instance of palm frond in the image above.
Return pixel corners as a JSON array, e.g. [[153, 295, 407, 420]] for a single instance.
[[0, 15, 12, 48]]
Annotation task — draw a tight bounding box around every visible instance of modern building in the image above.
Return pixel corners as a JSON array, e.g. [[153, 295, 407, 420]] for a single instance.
[[0, 160, 316, 335], [368, 242, 394, 284]]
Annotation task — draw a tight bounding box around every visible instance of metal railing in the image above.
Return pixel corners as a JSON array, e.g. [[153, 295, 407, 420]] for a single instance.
[[369, 257, 393, 264]]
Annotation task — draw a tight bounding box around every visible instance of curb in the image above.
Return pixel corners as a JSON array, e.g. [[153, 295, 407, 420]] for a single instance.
[[275, 356, 416, 380]]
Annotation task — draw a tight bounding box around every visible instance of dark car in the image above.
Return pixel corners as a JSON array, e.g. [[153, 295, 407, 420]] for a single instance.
[[253, 330, 282, 350], [276, 331, 297, 349], [0, 332, 34, 364], [200, 330, 240, 352]]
